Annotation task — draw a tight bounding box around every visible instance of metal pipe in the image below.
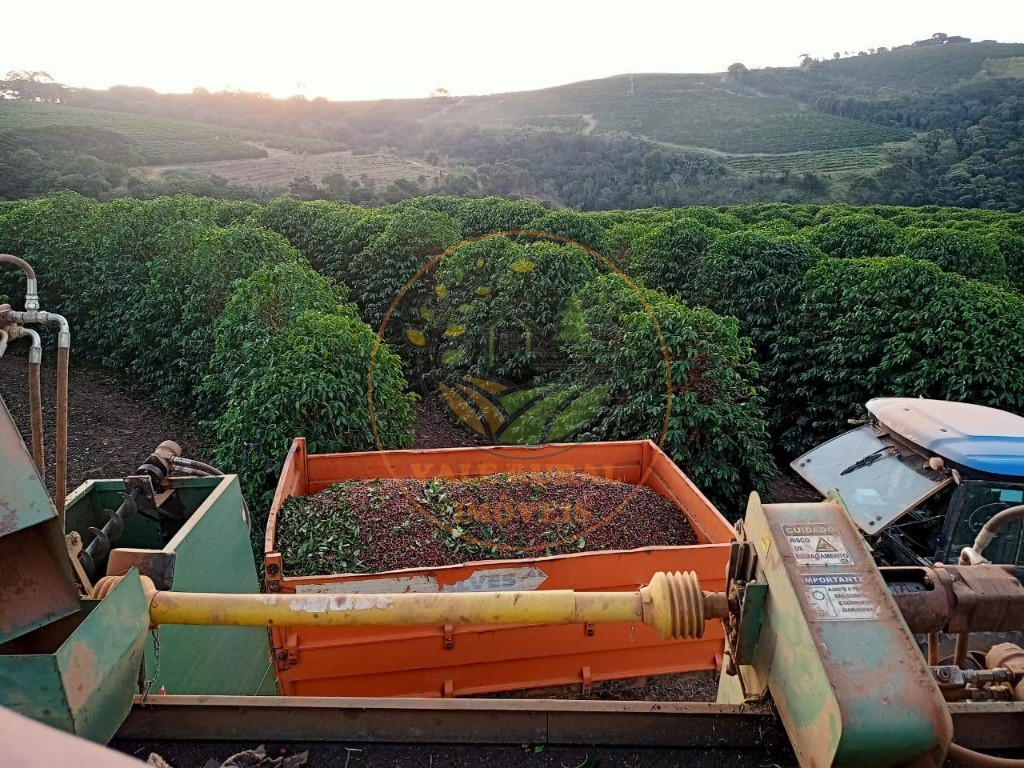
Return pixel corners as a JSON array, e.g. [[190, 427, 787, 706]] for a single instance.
[[954, 631, 970, 668], [92, 570, 725, 641], [0, 254, 38, 310], [0, 328, 7, 358], [928, 631, 939, 666], [25, 328, 43, 477], [11, 310, 70, 518], [55, 343, 69, 521]]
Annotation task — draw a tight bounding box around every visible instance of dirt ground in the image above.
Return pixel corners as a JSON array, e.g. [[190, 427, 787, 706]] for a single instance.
[[0, 354, 205, 493], [141, 145, 442, 191], [114, 741, 797, 768]]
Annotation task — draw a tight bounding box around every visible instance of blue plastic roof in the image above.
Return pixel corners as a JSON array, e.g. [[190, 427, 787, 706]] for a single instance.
[[867, 398, 1024, 478]]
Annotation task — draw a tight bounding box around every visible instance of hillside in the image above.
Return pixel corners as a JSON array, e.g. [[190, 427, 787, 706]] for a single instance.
[[423, 73, 909, 153], [3, 38, 1023, 208], [0, 101, 338, 163]]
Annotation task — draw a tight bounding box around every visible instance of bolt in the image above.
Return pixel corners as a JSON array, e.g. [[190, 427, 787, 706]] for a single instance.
[[267, 564, 280, 576], [277, 651, 287, 661]]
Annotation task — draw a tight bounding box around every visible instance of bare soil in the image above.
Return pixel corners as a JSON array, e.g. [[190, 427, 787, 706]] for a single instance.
[[0, 354, 204, 493], [412, 395, 488, 449], [113, 741, 797, 768], [141, 145, 443, 190]]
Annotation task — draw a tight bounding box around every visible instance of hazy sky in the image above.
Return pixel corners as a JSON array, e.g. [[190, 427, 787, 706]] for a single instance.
[[4, 1, 1021, 101]]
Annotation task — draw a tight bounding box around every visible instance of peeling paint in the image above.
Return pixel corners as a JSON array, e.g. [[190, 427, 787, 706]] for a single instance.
[[331, 595, 395, 611]]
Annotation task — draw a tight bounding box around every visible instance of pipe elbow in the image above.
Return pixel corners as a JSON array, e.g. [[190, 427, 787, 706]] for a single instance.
[[0, 255, 39, 310], [21, 327, 41, 364]]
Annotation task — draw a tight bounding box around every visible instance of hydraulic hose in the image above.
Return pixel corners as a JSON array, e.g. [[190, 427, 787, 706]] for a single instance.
[[962, 505, 1024, 564], [172, 456, 222, 475], [0, 328, 7, 358], [948, 742, 1024, 767], [169, 465, 213, 478]]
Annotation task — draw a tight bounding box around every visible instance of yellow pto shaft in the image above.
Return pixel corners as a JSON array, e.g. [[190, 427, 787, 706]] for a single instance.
[[92, 571, 725, 641]]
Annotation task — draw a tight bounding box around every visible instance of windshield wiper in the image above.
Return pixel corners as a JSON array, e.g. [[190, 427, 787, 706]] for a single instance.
[[840, 447, 895, 476]]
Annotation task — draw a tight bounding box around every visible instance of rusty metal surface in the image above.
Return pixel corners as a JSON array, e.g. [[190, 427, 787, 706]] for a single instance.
[[0, 393, 80, 644], [0, 524, 81, 646], [107, 549, 176, 591], [118, 694, 783, 748], [885, 567, 952, 634], [945, 565, 1024, 634], [948, 701, 1024, 749]]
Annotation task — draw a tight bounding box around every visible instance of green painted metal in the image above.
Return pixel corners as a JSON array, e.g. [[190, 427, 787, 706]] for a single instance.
[[0, 398, 80, 645], [0, 396, 54, 534], [65, 480, 164, 551], [66, 475, 275, 696], [147, 475, 275, 695], [0, 571, 149, 743], [725, 493, 951, 768], [734, 581, 767, 666]]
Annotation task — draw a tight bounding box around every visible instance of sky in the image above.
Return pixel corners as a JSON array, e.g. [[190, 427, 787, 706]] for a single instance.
[[4, 1, 1022, 101]]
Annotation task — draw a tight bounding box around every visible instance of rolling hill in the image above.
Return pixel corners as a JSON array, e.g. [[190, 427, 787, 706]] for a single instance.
[[422, 73, 909, 153], [2, 38, 1023, 208]]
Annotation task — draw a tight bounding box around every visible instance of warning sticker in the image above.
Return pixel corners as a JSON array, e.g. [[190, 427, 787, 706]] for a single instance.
[[803, 574, 880, 621], [781, 524, 853, 566]]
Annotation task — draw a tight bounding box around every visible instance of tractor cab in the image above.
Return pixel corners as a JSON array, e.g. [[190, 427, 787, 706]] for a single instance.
[[793, 397, 1024, 567]]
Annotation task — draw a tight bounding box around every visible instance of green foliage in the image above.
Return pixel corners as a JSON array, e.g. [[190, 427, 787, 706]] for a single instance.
[[774, 258, 1024, 454], [988, 230, 1024, 294], [205, 262, 415, 508], [690, 232, 823, 360], [257, 197, 376, 281], [399, 196, 546, 237], [427, 72, 908, 153], [525, 210, 607, 254], [432, 239, 598, 381], [352, 207, 462, 333], [0, 192, 414, 525], [563, 274, 776, 513], [628, 218, 715, 295], [903, 228, 1006, 283], [810, 214, 904, 258], [0, 101, 335, 165]]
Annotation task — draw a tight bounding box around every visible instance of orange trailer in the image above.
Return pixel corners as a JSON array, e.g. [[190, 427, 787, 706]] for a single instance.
[[264, 440, 735, 697]]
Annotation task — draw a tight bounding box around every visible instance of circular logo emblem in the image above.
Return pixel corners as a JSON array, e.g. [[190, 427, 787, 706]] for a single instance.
[[367, 230, 672, 553]]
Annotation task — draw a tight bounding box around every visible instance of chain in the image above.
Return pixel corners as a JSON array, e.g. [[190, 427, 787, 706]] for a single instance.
[[141, 628, 161, 701]]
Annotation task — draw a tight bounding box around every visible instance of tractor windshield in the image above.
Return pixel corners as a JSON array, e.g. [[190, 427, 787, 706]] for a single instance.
[[792, 425, 951, 534], [946, 481, 1024, 565]]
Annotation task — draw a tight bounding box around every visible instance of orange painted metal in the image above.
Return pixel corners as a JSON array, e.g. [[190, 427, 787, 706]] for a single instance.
[[264, 440, 735, 697]]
